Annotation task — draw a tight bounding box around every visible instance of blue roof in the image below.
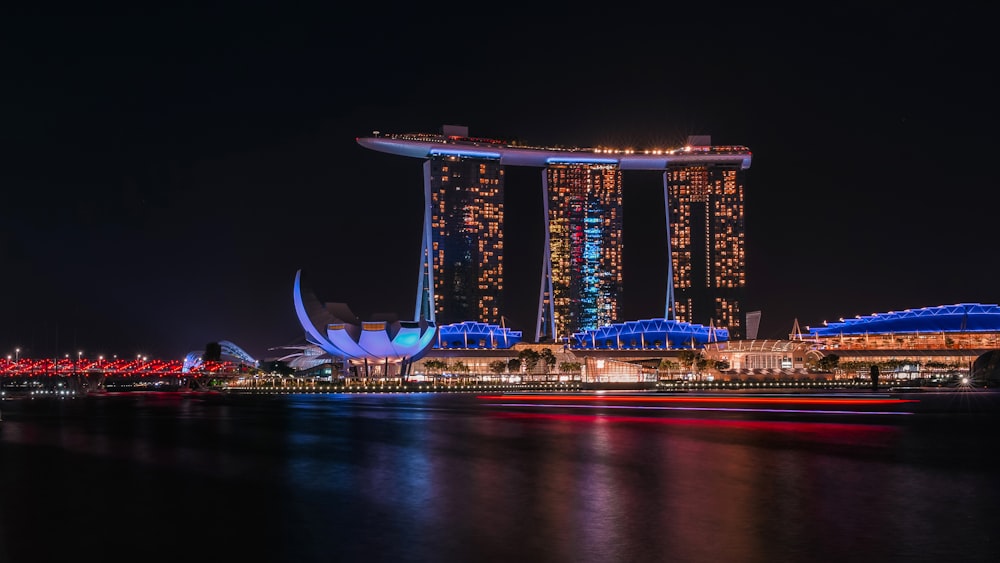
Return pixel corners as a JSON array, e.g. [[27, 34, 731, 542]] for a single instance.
[[435, 321, 523, 349], [805, 303, 1000, 336], [569, 318, 727, 350]]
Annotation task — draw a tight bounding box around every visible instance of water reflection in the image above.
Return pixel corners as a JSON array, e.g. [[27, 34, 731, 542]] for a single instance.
[[1, 392, 997, 563]]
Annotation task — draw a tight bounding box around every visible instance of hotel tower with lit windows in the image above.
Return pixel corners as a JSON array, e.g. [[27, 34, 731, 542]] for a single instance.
[[665, 135, 748, 339], [357, 126, 752, 341], [427, 154, 504, 326]]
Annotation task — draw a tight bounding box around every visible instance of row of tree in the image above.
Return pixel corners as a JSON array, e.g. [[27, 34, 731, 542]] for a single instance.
[[422, 348, 733, 377], [423, 348, 582, 376]]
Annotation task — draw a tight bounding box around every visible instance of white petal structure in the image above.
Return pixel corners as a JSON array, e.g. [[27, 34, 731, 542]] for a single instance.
[[292, 270, 436, 366]]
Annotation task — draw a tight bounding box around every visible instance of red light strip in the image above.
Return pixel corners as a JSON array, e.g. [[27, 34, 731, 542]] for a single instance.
[[476, 394, 919, 406]]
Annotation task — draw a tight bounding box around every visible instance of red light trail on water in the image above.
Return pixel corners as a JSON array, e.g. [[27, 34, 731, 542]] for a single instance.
[[476, 393, 920, 417], [476, 394, 918, 406]]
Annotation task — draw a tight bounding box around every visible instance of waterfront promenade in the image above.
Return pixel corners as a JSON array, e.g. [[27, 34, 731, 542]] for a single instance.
[[6, 376, 999, 419]]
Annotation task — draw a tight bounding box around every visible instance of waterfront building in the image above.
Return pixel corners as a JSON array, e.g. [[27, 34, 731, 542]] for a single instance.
[[291, 270, 437, 378], [436, 321, 522, 350], [666, 135, 748, 339], [799, 303, 1000, 376], [427, 130, 505, 325], [357, 127, 752, 342], [539, 163, 623, 339], [702, 303, 1000, 381], [569, 318, 726, 350]]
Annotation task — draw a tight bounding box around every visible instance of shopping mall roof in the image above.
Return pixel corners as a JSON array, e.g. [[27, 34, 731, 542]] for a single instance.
[[435, 321, 522, 350], [804, 303, 1000, 337], [569, 318, 727, 350]]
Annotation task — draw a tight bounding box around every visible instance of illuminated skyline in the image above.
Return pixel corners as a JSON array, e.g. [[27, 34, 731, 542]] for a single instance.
[[359, 131, 752, 342], [2, 5, 996, 360]]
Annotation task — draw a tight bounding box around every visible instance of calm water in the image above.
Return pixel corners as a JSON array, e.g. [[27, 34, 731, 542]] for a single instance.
[[1, 391, 998, 563]]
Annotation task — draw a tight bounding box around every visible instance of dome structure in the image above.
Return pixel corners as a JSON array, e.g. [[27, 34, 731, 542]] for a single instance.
[[805, 303, 1000, 337], [292, 270, 437, 372], [569, 318, 728, 350], [182, 340, 258, 372], [434, 321, 522, 349]]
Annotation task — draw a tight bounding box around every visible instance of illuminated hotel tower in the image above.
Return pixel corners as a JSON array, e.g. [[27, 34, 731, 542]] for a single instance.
[[428, 152, 504, 325], [665, 135, 747, 339], [356, 128, 751, 340], [537, 164, 623, 341]]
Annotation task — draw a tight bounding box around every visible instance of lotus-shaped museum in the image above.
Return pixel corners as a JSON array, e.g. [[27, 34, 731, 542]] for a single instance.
[[292, 270, 437, 376]]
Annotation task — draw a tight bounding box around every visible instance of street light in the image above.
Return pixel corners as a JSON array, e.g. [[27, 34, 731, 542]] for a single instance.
[[14, 348, 20, 362]]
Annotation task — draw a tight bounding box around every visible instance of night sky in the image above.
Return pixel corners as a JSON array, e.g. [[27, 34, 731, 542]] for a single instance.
[[2, 4, 997, 361]]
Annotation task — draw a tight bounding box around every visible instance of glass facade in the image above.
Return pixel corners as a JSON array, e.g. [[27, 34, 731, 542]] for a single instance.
[[543, 164, 623, 338], [666, 156, 747, 339], [430, 156, 505, 325]]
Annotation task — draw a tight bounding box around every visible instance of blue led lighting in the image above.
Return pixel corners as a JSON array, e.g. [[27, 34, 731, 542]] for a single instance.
[[546, 157, 619, 165], [569, 318, 727, 349], [428, 149, 502, 159], [806, 303, 1000, 336], [435, 321, 523, 349]]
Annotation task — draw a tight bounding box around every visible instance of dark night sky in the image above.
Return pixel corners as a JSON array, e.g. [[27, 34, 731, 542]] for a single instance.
[[2, 3, 997, 361]]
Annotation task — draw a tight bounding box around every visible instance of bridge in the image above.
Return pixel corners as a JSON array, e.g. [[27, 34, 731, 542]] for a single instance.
[[0, 357, 249, 397]]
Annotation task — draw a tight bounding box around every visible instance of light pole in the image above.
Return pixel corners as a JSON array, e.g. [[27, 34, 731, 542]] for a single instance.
[[14, 348, 20, 362], [76, 351, 83, 392]]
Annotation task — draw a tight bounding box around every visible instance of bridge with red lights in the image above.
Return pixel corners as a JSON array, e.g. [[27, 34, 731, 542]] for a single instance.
[[0, 356, 245, 377], [0, 357, 249, 396]]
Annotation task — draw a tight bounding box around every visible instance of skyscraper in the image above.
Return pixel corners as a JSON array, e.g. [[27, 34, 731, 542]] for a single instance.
[[665, 136, 748, 339], [357, 128, 751, 342], [429, 151, 504, 325], [537, 163, 623, 341]]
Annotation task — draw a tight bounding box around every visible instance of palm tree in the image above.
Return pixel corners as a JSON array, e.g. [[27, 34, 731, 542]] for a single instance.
[[488, 360, 507, 377], [677, 350, 702, 378], [518, 349, 541, 376], [658, 359, 679, 380], [539, 348, 557, 375]]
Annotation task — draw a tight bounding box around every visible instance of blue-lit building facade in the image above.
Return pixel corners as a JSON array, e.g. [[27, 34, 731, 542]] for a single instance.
[[436, 321, 522, 349], [291, 270, 438, 378], [539, 163, 623, 340], [802, 303, 1000, 340], [702, 303, 1000, 380], [570, 318, 726, 350]]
